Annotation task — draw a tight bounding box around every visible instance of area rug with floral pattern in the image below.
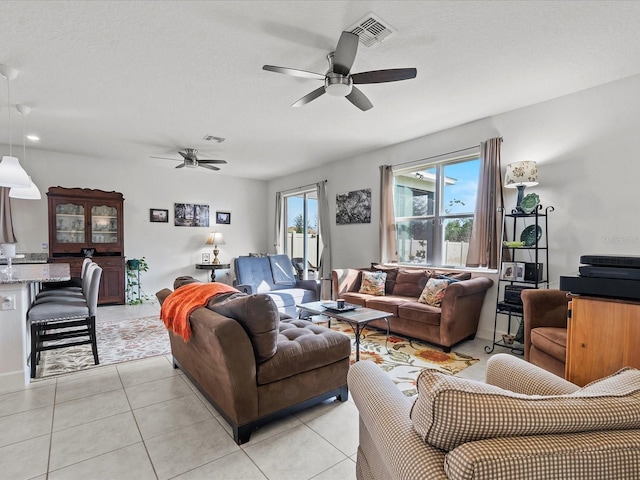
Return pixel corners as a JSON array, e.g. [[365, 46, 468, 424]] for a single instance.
[[38, 315, 170, 379], [331, 320, 479, 397]]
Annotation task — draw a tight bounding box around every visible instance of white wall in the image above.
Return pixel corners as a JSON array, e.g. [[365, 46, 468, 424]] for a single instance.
[[7, 149, 269, 297], [268, 73, 640, 341]]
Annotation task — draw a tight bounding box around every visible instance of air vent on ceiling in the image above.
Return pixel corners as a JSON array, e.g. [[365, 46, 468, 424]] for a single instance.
[[202, 135, 225, 143], [347, 13, 396, 48]]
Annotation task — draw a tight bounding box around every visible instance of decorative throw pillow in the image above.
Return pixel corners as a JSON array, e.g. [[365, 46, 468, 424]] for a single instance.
[[418, 278, 451, 306], [410, 366, 640, 452], [359, 271, 387, 296]]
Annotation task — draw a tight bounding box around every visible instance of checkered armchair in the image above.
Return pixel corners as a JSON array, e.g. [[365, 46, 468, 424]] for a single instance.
[[348, 354, 640, 480]]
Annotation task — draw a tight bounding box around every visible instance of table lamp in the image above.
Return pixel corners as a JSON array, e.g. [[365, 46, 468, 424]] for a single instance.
[[504, 161, 538, 213], [206, 232, 226, 265]]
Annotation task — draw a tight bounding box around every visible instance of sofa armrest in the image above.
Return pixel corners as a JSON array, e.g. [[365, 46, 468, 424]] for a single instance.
[[295, 279, 320, 300], [439, 277, 494, 345], [331, 269, 362, 298], [486, 353, 579, 395], [349, 361, 448, 480], [234, 283, 254, 294]]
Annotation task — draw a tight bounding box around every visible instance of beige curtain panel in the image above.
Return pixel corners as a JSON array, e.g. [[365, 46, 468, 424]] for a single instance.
[[466, 137, 504, 269], [0, 187, 17, 244], [379, 165, 397, 264]]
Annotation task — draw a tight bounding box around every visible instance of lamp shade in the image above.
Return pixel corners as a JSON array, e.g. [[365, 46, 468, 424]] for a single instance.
[[9, 176, 42, 199], [205, 232, 225, 246], [0, 156, 30, 188], [504, 161, 538, 188]]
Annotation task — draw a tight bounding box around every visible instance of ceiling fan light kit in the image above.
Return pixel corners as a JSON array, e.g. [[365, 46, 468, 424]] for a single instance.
[[263, 30, 417, 111]]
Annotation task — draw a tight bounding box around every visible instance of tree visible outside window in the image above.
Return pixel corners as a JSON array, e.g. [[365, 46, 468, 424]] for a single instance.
[[394, 155, 480, 267]]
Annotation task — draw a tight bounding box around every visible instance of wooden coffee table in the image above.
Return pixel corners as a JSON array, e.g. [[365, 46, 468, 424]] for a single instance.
[[298, 301, 391, 361]]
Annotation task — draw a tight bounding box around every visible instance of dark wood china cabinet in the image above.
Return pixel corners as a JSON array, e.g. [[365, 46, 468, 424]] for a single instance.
[[47, 186, 125, 304]]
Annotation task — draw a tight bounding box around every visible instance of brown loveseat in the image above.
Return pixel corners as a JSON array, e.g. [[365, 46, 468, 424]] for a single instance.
[[349, 354, 640, 480], [332, 266, 493, 352], [156, 279, 350, 444]]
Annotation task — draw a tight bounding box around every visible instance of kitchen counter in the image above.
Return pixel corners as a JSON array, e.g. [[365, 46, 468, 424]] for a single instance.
[[0, 263, 70, 284], [0, 263, 71, 390], [0, 252, 48, 265]]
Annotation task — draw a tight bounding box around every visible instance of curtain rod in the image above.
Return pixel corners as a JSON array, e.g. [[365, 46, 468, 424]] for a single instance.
[[391, 145, 480, 169], [280, 179, 327, 196]]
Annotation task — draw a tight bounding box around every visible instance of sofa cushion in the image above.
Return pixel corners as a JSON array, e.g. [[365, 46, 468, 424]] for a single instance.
[[397, 302, 442, 326], [418, 278, 452, 307], [208, 294, 280, 363], [392, 269, 431, 297], [530, 327, 567, 363], [358, 271, 387, 296], [341, 292, 372, 306], [257, 319, 351, 385], [365, 296, 413, 316], [371, 265, 399, 294], [410, 367, 640, 452]]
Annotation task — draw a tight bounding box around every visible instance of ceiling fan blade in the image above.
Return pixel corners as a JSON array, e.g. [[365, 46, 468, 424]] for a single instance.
[[175, 163, 186, 169], [292, 86, 326, 107], [263, 65, 325, 80], [346, 86, 373, 111], [333, 31, 359, 75], [150, 155, 181, 161], [351, 68, 418, 84], [197, 159, 228, 164], [178, 151, 189, 160], [199, 164, 220, 171]]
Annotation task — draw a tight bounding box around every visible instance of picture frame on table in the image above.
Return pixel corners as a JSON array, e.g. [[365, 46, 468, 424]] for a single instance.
[[202, 253, 211, 264], [149, 208, 169, 223], [216, 211, 231, 225], [501, 262, 517, 281]]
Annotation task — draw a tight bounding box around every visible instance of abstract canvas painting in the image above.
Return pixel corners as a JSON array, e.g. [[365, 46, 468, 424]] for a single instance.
[[336, 188, 371, 225]]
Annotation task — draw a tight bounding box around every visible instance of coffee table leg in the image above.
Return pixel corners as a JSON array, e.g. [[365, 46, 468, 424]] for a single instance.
[[354, 324, 362, 361], [383, 318, 391, 354]]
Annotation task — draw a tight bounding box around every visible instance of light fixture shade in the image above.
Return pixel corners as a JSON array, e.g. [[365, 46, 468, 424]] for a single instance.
[[9, 176, 42, 199], [504, 161, 538, 188], [205, 232, 225, 246], [0, 155, 30, 188]]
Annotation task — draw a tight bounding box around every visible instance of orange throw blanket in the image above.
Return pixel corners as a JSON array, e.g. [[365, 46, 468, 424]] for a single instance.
[[160, 282, 239, 341]]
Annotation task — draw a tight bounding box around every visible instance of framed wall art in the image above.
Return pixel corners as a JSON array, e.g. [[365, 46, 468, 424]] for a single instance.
[[336, 188, 372, 225], [202, 253, 211, 264], [216, 211, 231, 225], [149, 208, 169, 223], [174, 203, 210, 227]]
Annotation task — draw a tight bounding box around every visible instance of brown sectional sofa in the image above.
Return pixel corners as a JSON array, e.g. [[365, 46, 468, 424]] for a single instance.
[[156, 278, 350, 444], [332, 266, 493, 352]]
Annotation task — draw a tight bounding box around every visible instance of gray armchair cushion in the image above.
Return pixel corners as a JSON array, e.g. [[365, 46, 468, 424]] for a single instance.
[[235, 256, 276, 293], [268, 254, 297, 287]]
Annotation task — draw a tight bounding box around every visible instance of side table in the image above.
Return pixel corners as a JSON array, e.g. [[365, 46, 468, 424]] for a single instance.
[[195, 263, 231, 282]]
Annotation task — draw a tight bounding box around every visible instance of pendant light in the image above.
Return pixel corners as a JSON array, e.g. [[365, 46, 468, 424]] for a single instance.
[[0, 64, 30, 188], [9, 104, 41, 200]]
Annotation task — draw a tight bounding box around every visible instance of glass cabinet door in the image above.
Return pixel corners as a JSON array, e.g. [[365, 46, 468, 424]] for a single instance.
[[91, 205, 118, 244], [55, 203, 85, 244]]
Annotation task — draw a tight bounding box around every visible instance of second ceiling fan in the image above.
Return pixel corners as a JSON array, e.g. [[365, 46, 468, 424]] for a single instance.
[[263, 31, 417, 111]]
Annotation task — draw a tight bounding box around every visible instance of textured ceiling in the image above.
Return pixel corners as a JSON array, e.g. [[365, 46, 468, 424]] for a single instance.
[[1, 1, 640, 180]]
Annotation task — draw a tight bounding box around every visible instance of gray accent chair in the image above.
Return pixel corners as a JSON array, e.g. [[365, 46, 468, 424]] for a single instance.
[[234, 254, 319, 317]]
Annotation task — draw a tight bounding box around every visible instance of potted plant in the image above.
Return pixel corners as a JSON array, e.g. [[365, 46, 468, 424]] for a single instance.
[[126, 257, 150, 305]]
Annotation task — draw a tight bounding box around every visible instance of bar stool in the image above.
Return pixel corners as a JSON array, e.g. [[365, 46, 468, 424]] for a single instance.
[[27, 264, 102, 378]]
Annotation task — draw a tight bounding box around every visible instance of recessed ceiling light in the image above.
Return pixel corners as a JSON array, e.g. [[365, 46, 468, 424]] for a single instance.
[[26, 134, 39, 141]]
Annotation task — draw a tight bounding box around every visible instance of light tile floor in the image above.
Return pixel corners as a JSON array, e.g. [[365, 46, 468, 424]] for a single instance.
[[0, 304, 507, 480]]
